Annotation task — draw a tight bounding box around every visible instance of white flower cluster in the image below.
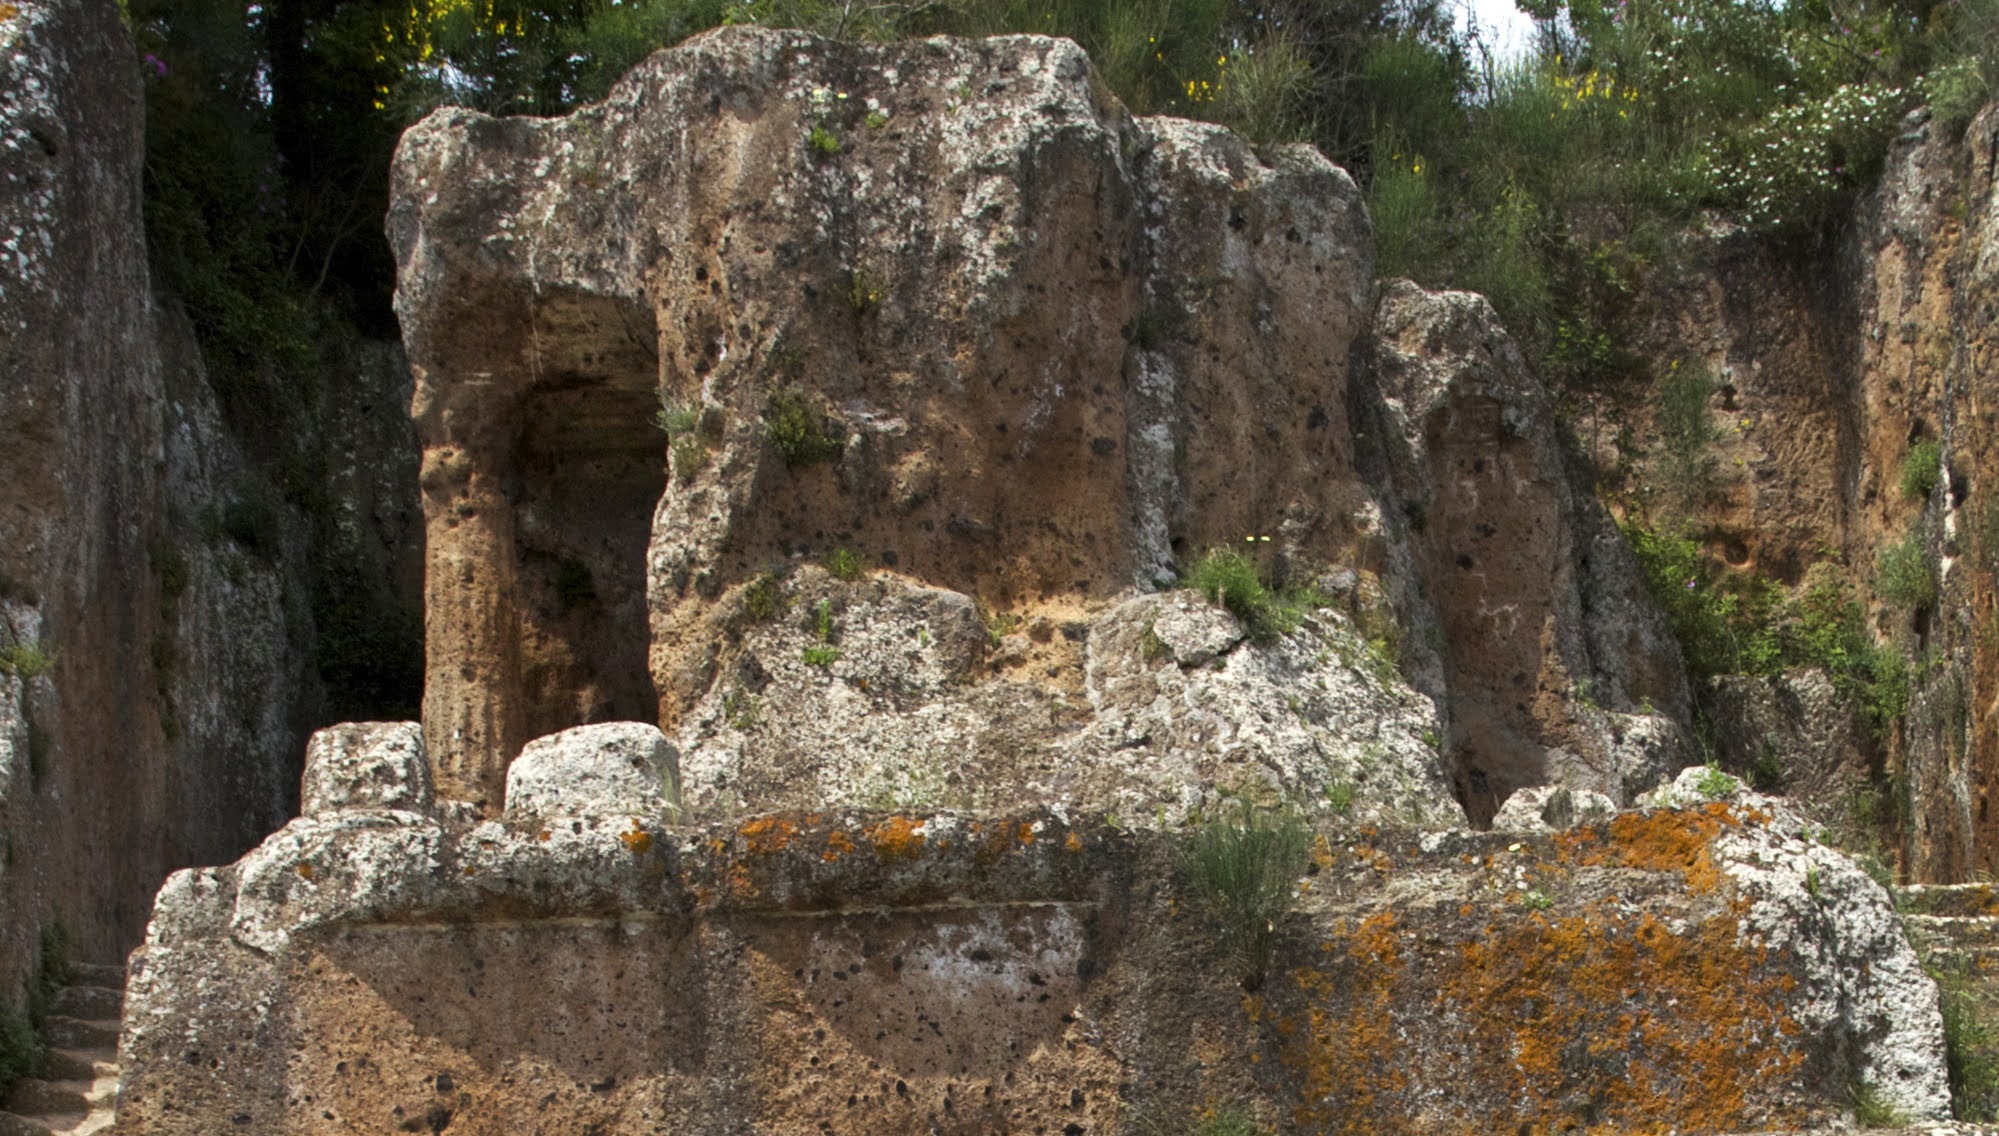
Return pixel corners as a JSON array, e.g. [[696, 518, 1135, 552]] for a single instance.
[[1686, 81, 1904, 229]]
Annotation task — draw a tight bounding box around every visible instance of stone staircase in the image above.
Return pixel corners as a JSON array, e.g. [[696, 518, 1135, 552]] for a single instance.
[[1898, 882, 1999, 975], [0, 963, 124, 1136]]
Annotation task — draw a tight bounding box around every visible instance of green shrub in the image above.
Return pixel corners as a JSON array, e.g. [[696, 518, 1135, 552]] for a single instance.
[[1622, 522, 1775, 678], [844, 268, 883, 312], [1657, 362, 1717, 510], [1902, 439, 1943, 502], [672, 434, 711, 484], [824, 547, 865, 582], [1186, 547, 1310, 645], [1694, 764, 1740, 799], [0, 641, 54, 680], [813, 598, 834, 643], [1217, 36, 1314, 144], [1181, 798, 1309, 990], [764, 390, 843, 467], [1849, 1079, 1906, 1127], [801, 644, 840, 667], [742, 571, 783, 622], [807, 124, 841, 156], [1877, 527, 1937, 610], [1324, 779, 1356, 816], [654, 400, 702, 437], [1936, 963, 1999, 1120]]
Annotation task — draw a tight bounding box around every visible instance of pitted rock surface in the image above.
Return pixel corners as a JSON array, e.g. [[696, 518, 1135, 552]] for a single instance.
[[300, 721, 432, 815], [1369, 281, 1693, 823], [389, 25, 1382, 807], [504, 721, 680, 821], [122, 736, 1953, 1134]]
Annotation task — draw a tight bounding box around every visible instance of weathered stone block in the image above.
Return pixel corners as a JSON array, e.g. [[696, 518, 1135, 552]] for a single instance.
[[504, 721, 679, 821], [300, 721, 432, 815]]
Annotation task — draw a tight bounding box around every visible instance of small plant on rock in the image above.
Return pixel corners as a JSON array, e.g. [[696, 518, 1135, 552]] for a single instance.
[[1848, 1080, 1905, 1127], [1182, 798, 1309, 991], [824, 547, 865, 582], [1186, 546, 1314, 645], [1902, 438, 1943, 502], [1878, 526, 1937, 610], [742, 571, 783, 623], [1190, 1104, 1266, 1136], [807, 123, 841, 156], [1937, 960, 1999, 1120], [1694, 763, 1740, 800], [764, 389, 843, 467], [0, 641, 54, 680], [801, 598, 840, 667], [844, 267, 883, 312]]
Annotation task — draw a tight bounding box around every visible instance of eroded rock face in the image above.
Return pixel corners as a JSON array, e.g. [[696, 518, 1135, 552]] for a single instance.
[[504, 721, 679, 821], [1369, 282, 1693, 822], [300, 721, 432, 815], [674, 569, 1462, 826], [120, 728, 1951, 1133], [390, 26, 1379, 809]]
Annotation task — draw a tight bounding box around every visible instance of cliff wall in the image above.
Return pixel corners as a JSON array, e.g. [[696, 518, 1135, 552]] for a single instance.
[[0, 0, 422, 1000], [1611, 105, 1999, 882]]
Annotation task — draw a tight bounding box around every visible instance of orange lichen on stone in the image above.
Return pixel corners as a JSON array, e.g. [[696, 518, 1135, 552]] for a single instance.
[[619, 817, 654, 855], [865, 815, 927, 861], [1579, 809, 1731, 894], [740, 816, 798, 856], [1018, 822, 1037, 845], [536, 829, 552, 843], [823, 830, 856, 862], [1311, 834, 1335, 871], [1283, 912, 1407, 1133], [295, 862, 315, 880], [1065, 832, 1084, 853], [1269, 895, 1807, 1134], [1440, 904, 1804, 1133]]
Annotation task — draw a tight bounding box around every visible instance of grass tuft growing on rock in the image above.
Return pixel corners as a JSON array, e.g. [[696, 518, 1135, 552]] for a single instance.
[[1935, 961, 1999, 1120], [1181, 798, 1309, 991], [0, 641, 54, 680], [742, 571, 783, 623], [1877, 525, 1937, 611], [824, 547, 864, 582], [1848, 1080, 1905, 1127], [1190, 1104, 1266, 1136], [1185, 547, 1319, 645]]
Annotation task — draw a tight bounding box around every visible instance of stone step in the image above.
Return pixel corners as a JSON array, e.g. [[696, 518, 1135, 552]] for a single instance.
[[48, 987, 118, 1021], [1896, 882, 1999, 917], [38, 1019, 116, 1051], [35, 1050, 113, 1084], [61, 965, 121, 991], [1, 1076, 110, 1116], [1914, 944, 1999, 979], [1904, 913, 1999, 950], [0, 1112, 114, 1136]]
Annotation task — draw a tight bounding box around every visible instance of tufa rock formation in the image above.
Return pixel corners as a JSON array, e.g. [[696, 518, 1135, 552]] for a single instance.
[[120, 722, 1951, 1133], [116, 27, 1966, 1134], [388, 25, 1683, 824]]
